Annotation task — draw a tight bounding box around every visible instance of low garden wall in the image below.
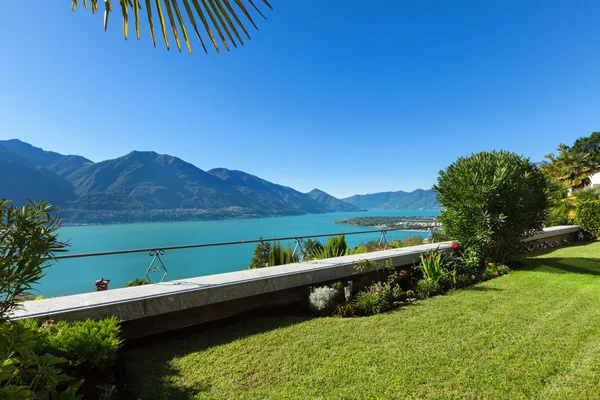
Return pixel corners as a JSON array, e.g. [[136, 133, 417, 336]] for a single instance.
[[11, 225, 580, 339]]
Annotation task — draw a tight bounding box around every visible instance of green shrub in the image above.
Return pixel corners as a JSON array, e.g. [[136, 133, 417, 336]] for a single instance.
[[348, 244, 367, 255], [484, 263, 511, 278], [353, 290, 381, 316], [0, 322, 82, 399], [32, 317, 123, 371], [126, 277, 151, 287], [416, 279, 439, 298], [0, 199, 67, 321], [576, 200, 600, 238], [308, 286, 342, 316], [304, 239, 324, 259], [312, 235, 349, 259], [574, 187, 600, 203], [434, 150, 549, 263], [269, 240, 295, 266], [353, 283, 396, 316], [400, 236, 425, 247], [430, 230, 451, 243], [459, 246, 483, 271]]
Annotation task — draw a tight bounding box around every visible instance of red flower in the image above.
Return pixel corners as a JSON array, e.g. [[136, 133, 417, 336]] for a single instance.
[[451, 242, 459, 250], [427, 255, 431, 260]]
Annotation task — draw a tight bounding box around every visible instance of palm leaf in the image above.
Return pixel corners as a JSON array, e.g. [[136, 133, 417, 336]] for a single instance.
[[74, 0, 272, 54]]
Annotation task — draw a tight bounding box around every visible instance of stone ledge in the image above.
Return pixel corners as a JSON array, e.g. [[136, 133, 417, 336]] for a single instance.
[[10, 225, 580, 336], [11, 242, 451, 322]]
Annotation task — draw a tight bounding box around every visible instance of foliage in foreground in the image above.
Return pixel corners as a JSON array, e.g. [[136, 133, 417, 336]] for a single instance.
[[73, 0, 273, 55], [0, 199, 67, 321], [0, 323, 82, 400], [22, 317, 123, 371], [434, 150, 549, 264]]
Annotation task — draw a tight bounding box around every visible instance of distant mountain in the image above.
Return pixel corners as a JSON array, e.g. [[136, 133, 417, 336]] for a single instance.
[[343, 189, 439, 210], [0, 139, 434, 224], [0, 139, 92, 179], [307, 189, 363, 212], [208, 168, 344, 214], [0, 144, 76, 206]]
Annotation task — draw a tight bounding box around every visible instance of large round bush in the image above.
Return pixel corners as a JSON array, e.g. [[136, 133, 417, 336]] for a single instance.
[[433, 150, 549, 263], [576, 200, 600, 238]]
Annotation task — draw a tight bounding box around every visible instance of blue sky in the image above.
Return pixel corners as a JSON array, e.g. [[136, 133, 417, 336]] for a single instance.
[[1, 1, 599, 198]]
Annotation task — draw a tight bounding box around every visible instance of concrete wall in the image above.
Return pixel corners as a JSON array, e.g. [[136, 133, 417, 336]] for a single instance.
[[11, 226, 580, 338]]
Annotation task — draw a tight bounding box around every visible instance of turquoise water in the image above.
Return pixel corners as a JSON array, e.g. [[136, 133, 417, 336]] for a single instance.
[[38, 210, 439, 297]]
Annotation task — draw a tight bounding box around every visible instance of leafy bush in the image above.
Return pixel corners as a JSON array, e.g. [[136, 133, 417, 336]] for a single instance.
[[0, 200, 67, 321], [312, 236, 349, 259], [353, 282, 398, 316], [348, 244, 367, 255], [574, 187, 600, 203], [126, 277, 151, 287], [308, 287, 342, 316], [484, 263, 511, 278], [399, 236, 425, 247], [434, 150, 549, 263], [430, 230, 451, 243], [459, 246, 483, 271], [29, 317, 123, 371], [416, 279, 439, 299], [0, 322, 82, 399], [304, 239, 324, 259], [353, 290, 382, 316], [576, 199, 600, 238], [269, 240, 295, 266], [249, 239, 296, 269]]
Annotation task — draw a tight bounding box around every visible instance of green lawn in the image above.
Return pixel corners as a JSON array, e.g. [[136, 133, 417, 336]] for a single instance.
[[125, 242, 600, 399]]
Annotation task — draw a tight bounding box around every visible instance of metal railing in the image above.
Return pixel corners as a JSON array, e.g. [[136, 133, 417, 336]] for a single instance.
[[48, 227, 435, 283]]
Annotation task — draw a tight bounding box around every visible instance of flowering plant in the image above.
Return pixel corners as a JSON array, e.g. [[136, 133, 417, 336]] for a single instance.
[[420, 249, 444, 284], [451, 242, 460, 250]]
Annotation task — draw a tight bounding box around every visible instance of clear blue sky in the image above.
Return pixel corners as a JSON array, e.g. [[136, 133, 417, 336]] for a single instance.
[[1, 1, 599, 198]]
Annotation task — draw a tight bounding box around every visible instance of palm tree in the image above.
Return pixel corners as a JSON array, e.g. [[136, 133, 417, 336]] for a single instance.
[[72, 0, 272, 54], [542, 144, 596, 190]]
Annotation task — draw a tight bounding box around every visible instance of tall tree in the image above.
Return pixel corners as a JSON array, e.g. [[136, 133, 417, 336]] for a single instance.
[[72, 0, 272, 53], [248, 237, 270, 269], [542, 132, 600, 190]]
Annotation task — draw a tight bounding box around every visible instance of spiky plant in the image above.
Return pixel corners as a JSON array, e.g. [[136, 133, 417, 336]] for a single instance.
[[72, 0, 272, 53]]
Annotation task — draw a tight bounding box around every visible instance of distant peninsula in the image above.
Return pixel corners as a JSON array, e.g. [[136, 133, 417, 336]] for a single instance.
[[335, 216, 440, 231]]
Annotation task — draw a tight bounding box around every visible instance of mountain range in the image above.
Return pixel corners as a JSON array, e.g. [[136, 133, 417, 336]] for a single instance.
[[342, 189, 439, 210], [0, 139, 439, 224]]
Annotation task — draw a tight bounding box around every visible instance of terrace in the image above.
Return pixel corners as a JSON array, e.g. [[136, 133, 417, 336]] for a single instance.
[[124, 241, 600, 399]]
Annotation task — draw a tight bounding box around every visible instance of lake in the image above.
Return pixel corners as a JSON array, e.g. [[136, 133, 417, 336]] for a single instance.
[[38, 210, 439, 297]]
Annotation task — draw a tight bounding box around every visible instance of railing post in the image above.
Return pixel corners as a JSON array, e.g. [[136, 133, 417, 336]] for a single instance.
[[146, 249, 168, 282], [378, 230, 388, 249], [292, 238, 307, 262]]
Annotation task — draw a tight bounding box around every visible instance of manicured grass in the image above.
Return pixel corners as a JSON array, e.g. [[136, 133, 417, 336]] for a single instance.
[[125, 242, 600, 399]]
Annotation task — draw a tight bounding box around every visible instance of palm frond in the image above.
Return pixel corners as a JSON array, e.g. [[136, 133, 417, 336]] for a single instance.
[[72, 0, 272, 53]]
